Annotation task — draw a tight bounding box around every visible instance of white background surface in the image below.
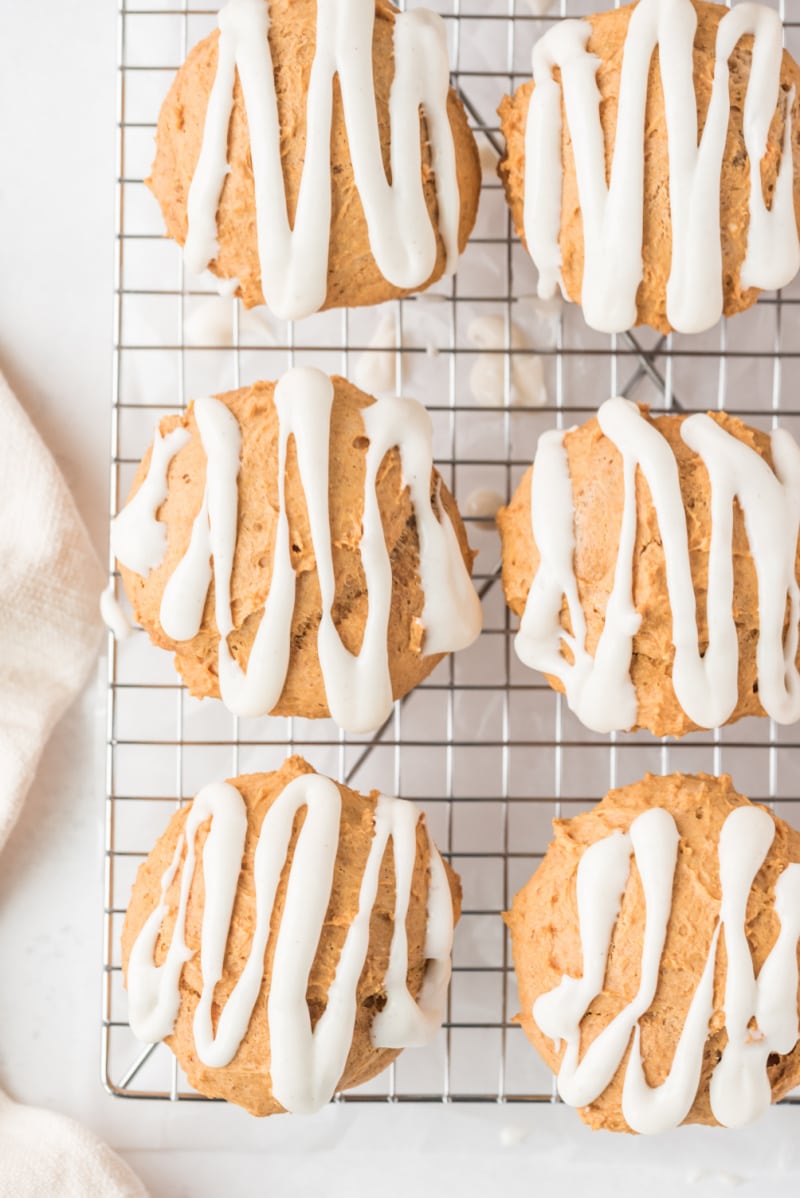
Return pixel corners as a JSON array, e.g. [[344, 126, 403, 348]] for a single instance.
[[2, 1, 800, 1195]]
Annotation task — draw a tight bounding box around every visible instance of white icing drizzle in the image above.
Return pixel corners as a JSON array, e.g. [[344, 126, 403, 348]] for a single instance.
[[126, 772, 454, 1114], [536, 808, 680, 1110], [184, 0, 461, 320], [110, 425, 190, 576], [100, 582, 133, 640], [535, 803, 800, 1133], [516, 397, 800, 733], [113, 367, 481, 734], [522, 0, 800, 334]]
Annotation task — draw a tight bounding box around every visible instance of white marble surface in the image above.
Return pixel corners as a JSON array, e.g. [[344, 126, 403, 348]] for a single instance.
[[3, 2, 800, 1195]]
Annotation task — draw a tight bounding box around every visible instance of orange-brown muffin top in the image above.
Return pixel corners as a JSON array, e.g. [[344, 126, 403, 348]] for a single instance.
[[507, 772, 800, 1133], [499, 397, 800, 738], [148, 0, 481, 316], [498, 0, 800, 334], [122, 755, 462, 1116], [111, 368, 481, 732]]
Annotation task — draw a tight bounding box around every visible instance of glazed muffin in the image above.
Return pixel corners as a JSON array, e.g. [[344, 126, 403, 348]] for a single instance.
[[499, 397, 800, 737], [122, 756, 461, 1115], [507, 772, 800, 1134], [111, 367, 482, 734], [148, 0, 481, 318], [499, 0, 800, 335]]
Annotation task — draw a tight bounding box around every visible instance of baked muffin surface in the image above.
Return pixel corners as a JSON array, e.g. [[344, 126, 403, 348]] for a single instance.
[[148, 0, 481, 316], [499, 0, 800, 334], [508, 772, 800, 1133], [499, 398, 800, 737], [122, 755, 462, 1116], [112, 369, 481, 732]]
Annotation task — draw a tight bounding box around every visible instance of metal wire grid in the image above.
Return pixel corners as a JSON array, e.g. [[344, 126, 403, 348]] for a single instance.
[[103, 0, 800, 1107]]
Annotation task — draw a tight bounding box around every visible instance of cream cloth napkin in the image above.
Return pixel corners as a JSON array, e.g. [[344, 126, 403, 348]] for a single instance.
[[0, 371, 104, 849], [0, 372, 148, 1196], [0, 1093, 147, 1198]]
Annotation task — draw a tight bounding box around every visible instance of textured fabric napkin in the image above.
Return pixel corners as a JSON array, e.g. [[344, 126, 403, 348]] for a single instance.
[[0, 1093, 147, 1198], [0, 372, 148, 1196], [0, 371, 104, 849]]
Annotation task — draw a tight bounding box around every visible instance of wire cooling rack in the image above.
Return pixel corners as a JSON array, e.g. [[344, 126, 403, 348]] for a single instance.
[[103, 0, 800, 1107]]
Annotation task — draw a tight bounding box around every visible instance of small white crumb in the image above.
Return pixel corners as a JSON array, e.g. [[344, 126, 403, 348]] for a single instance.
[[499, 1124, 528, 1148], [465, 488, 504, 529]]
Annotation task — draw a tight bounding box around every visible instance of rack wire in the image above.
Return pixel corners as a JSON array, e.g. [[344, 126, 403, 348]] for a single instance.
[[103, 0, 800, 1107]]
